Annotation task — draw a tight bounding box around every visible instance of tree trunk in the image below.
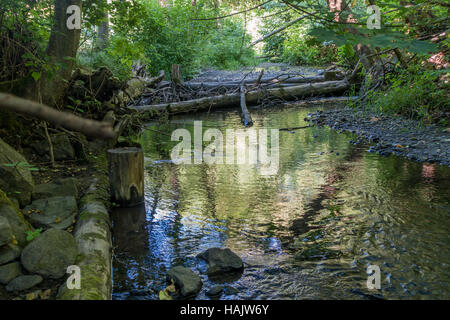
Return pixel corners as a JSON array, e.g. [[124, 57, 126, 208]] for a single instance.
[[26, 0, 82, 106], [97, 10, 110, 49]]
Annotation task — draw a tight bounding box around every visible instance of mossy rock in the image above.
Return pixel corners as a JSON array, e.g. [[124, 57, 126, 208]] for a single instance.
[[0, 189, 33, 247], [0, 138, 35, 206]]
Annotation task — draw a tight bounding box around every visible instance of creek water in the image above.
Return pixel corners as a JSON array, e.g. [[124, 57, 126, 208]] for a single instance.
[[112, 102, 450, 300]]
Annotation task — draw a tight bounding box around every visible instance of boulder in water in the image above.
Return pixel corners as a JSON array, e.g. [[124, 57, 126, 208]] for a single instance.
[[166, 266, 202, 298], [197, 247, 244, 275]]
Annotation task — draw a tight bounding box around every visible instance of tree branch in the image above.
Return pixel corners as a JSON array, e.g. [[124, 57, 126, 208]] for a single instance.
[[0, 93, 116, 139]]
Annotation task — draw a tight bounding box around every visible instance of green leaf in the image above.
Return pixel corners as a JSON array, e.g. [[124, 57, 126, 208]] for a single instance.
[[158, 290, 172, 300], [31, 71, 41, 82]]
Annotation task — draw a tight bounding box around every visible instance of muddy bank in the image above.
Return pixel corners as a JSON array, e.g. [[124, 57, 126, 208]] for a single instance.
[[306, 107, 450, 166]]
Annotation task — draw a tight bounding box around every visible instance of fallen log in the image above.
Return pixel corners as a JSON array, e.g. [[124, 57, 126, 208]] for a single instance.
[[0, 93, 116, 139], [240, 84, 253, 127], [132, 80, 350, 115], [182, 75, 328, 89]]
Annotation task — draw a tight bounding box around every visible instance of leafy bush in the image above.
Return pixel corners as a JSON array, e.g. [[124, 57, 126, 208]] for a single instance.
[[78, 34, 147, 80], [198, 20, 256, 70], [280, 24, 336, 66], [366, 64, 449, 122]]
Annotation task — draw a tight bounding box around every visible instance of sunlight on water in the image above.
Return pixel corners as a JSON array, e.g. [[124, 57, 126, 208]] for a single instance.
[[112, 103, 450, 300]]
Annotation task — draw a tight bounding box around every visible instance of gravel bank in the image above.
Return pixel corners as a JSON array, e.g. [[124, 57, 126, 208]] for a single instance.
[[306, 107, 450, 166]]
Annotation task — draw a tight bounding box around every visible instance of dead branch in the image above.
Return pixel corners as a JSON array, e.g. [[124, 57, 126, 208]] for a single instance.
[[240, 84, 253, 126], [0, 93, 116, 139]]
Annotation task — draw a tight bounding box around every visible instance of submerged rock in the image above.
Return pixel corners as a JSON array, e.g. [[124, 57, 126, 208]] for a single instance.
[[32, 178, 78, 201], [206, 285, 223, 297], [197, 247, 244, 275], [23, 196, 77, 230], [0, 262, 22, 284], [6, 275, 43, 292], [223, 286, 240, 295], [21, 228, 77, 279], [166, 266, 202, 298], [0, 138, 35, 207]]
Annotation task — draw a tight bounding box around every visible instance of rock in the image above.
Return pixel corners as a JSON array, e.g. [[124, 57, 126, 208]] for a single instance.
[[0, 244, 21, 265], [34, 134, 75, 161], [21, 228, 77, 279], [197, 247, 244, 275], [6, 275, 43, 292], [32, 178, 78, 201], [0, 138, 35, 207], [206, 285, 223, 297], [0, 202, 32, 247], [0, 215, 13, 246], [0, 262, 22, 284], [166, 266, 202, 298], [23, 196, 77, 230], [223, 286, 239, 295]]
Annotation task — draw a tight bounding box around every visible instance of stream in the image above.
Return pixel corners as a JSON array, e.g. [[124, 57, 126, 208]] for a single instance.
[[112, 101, 450, 300]]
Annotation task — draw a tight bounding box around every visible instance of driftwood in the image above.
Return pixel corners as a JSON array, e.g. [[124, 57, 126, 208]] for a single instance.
[[147, 70, 165, 87], [109, 70, 165, 107], [0, 93, 116, 139], [240, 84, 253, 126], [132, 80, 349, 115], [182, 75, 329, 90]]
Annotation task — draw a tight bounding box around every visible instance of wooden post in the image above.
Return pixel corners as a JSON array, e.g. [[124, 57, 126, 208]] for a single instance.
[[107, 147, 144, 207], [171, 64, 182, 86]]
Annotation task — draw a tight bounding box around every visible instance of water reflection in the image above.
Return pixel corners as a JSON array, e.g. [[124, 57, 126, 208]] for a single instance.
[[112, 103, 450, 300], [112, 204, 149, 254]]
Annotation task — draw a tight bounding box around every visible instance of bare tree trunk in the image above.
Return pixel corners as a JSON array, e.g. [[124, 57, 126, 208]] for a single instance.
[[26, 0, 82, 106], [97, 10, 110, 50]]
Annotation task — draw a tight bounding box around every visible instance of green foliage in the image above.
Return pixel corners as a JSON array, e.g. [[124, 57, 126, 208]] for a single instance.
[[26, 228, 43, 242], [280, 24, 336, 66], [309, 27, 438, 55], [365, 65, 449, 122], [77, 0, 257, 80], [78, 34, 147, 80], [133, 1, 255, 77], [198, 20, 256, 70], [0, 162, 39, 171]]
